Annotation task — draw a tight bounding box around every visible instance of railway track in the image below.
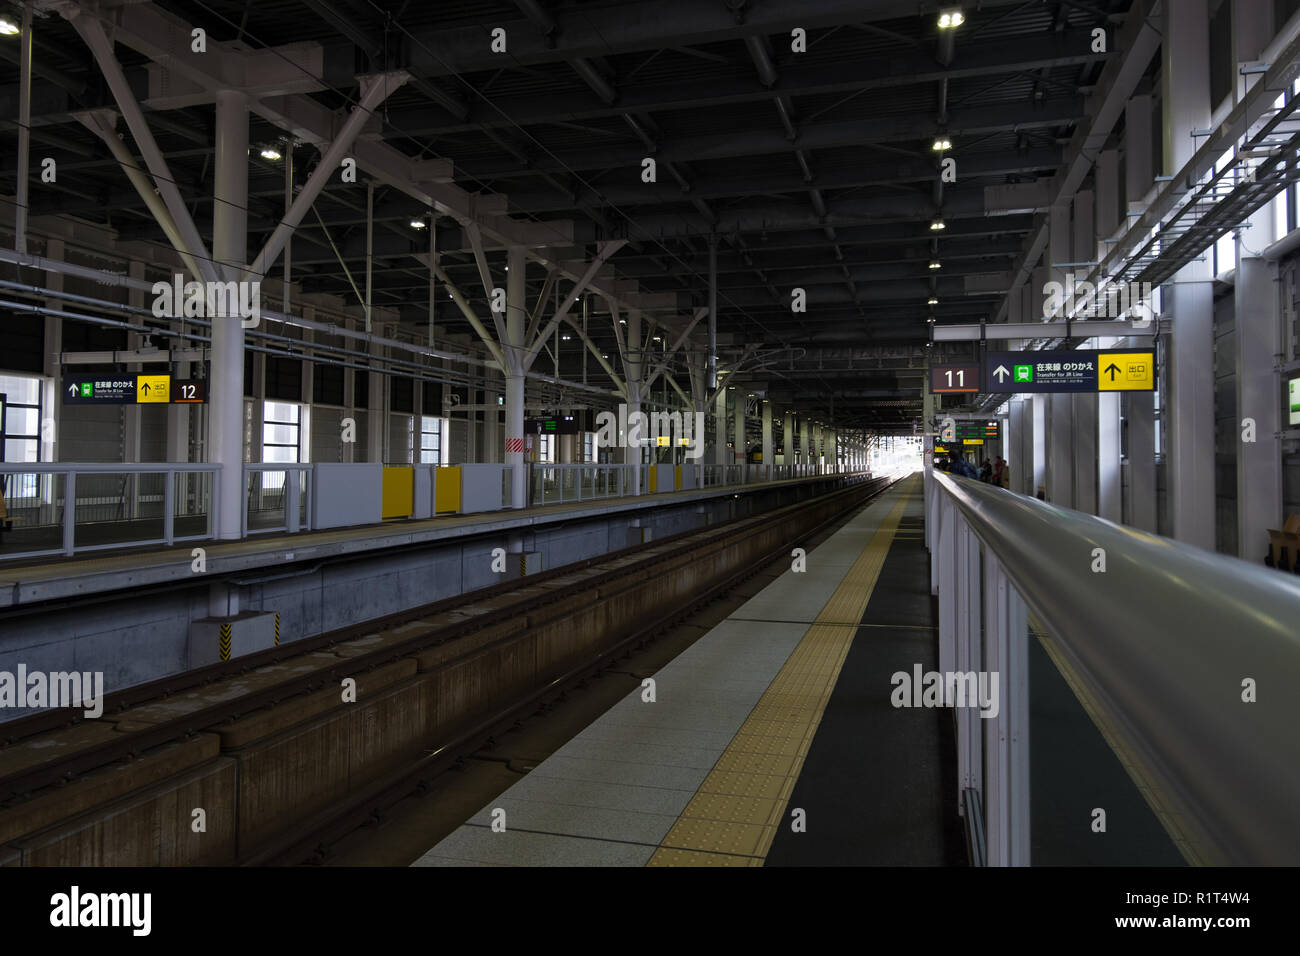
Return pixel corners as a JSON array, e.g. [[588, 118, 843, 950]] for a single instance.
[[0, 474, 896, 866]]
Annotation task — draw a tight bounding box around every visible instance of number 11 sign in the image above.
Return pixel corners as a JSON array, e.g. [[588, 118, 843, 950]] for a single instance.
[[930, 365, 981, 394]]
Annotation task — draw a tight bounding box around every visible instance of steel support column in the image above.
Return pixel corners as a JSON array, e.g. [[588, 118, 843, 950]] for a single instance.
[[1235, 0, 1283, 560], [1163, 0, 1216, 549], [714, 388, 727, 466], [625, 307, 644, 494], [506, 245, 527, 508], [14, 2, 32, 255], [1047, 203, 1074, 507], [210, 90, 249, 540], [761, 401, 773, 480]]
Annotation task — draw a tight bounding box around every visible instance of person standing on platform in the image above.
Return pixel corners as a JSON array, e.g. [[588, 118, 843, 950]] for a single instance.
[[993, 457, 1006, 487], [979, 459, 993, 483]]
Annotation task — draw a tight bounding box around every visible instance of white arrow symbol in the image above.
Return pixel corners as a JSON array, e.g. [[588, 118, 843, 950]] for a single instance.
[[67, 384, 77, 397], [993, 365, 1010, 383]]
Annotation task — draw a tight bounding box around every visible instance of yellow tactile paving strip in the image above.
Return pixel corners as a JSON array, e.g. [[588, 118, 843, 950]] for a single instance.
[[647, 480, 915, 866]]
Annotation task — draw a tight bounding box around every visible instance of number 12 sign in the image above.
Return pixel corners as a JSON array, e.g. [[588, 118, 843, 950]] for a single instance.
[[930, 365, 981, 394]]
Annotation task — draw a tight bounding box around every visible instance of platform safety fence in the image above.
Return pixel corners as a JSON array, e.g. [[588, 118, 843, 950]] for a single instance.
[[0, 461, 863, 562], [0, 463, 218, 560], [243, 464, 312, 537], [925, 468, 1300, 867]]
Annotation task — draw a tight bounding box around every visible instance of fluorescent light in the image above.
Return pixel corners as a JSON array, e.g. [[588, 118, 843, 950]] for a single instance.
[[0, 19, 19, 36], [939, 10, 964, 29], [930, 220, 946, 231], [928, 297, 939, 305], [929, 261, 942, 270], [409, 219, 426, 229], [932, 138, 952, 151], [259, 147, 282, 161]]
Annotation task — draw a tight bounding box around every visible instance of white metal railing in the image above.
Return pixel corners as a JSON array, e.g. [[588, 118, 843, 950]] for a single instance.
[[0, 458, 867, 560], [0, 463, 218, 560], [926, 467, 1300, 866], [243, 464, 312, 536], [530, 464, 631, 505]]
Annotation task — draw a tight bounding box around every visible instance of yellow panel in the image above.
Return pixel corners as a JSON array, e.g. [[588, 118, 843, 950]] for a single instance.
[[381, 467, 414, 519], [136, 374, 170, 403], [434, 466, 461, 514], [1097, 351, 1155, 391], [674, 466, 682, 490], [648, 467, 657, 492]]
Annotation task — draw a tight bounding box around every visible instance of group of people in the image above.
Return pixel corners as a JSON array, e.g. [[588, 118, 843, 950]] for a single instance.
[[936, 454, 1010, 488]]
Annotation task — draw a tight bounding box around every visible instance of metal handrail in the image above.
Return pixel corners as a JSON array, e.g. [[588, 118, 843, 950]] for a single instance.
[[0, 462, 219, 558], [243, 463, 313, 536], [930, 469, 1300, 865]]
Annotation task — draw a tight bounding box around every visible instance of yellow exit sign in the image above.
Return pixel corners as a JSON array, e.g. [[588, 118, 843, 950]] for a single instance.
[[136, 375, 170, 403]]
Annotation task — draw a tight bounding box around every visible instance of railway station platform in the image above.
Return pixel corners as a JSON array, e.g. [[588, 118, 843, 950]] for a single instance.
[[411, 464, 1300, 868], [412, 473, 965, 866]]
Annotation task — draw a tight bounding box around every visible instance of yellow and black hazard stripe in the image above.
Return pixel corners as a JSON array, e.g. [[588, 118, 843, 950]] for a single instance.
[[219, 623, 232, 661]]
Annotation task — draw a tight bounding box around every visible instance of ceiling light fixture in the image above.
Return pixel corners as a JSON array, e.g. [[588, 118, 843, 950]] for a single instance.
[[0, 19, 19, 36], [929, 261, 942, 270], [259, 147, 282, 161], [409, 219, 426, 229], [931, 137, 952, 152], [930, 219, 946, 231], [928, 297, 939, 306], [938, 9, 965, 29]]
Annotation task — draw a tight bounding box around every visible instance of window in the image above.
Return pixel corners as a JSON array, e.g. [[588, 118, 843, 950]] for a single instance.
[[0, 373, 42, 498], [262, 401, 301, 489], [419, 415, 447, 464], [537, 433, 555, 463], [1214, 149, 1235, 277], [583, 433, 595, 462]]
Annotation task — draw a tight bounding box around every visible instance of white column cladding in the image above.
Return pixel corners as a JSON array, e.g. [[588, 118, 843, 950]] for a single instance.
[[366, 331, 384, 465], [123, 260, 144, 465], [1163, 0, 1216, 549], [625, 308, 644, 493], [734, 391, 746, 464], [761, 401, 773, 478], [783, 410, 793, 468], [1235, 0, 1282, 559], [714, 389, 727, 465], [1031, 395, 1046, 497], [506, 245, 527, 507], [342, 321, 355, 464], [1072, 189, 1099, 513], [1047, 203, 1073, 507], [1095, 150, 1122, 521], [41, 239, 63, 464], [1097, 392, 1122, 521], [800, 416, 809, 469], [1125, 92, 1158, 532], [166, 264, 192, 462], [209, 89, 249, 539], [483, 389, 499, 463], [1008, 398, 1024, 490]]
